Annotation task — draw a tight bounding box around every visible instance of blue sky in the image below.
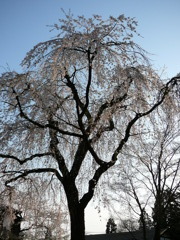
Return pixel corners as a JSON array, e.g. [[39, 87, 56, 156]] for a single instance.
[[0, 0, 180, 234], [0, 0, 180, 77]]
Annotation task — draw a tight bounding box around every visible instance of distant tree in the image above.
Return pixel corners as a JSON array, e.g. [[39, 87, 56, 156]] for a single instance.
[[106, 218, 117, 234], [118, 218, 138, 233], [0, 13, 179, 240]]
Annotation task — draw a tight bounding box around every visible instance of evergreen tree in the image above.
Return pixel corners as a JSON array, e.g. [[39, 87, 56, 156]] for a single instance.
[[106, 218, 117, 234], [153, 189, 180, 240]]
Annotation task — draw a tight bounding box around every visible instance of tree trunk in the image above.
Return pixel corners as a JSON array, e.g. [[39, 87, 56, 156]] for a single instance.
[[153, 224, 160, 240], [142, 221, 147, 240], [69, 203, 85, 240], [63, 179, 86, 240], [153, 192, 162, 240]]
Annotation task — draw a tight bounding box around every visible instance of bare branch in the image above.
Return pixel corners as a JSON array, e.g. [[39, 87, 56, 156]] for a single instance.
[[5, 168, 62, 186], [0, 153, 52, 165]]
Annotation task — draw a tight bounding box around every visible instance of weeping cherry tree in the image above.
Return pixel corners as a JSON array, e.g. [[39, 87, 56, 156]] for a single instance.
[[0, 13, 179, 240]]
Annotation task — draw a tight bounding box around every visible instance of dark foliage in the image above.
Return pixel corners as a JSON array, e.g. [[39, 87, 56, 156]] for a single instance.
[[106, 218, 117, 234], [153, 189, 180, 240]]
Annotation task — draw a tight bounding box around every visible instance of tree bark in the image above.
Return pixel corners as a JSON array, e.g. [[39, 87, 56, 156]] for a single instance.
[[63, 179, 86, 240], [69, 203, 85, 240]]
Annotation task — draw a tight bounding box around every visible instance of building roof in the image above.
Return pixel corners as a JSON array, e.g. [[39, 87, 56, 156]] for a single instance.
[[85, 229, 154, 240]]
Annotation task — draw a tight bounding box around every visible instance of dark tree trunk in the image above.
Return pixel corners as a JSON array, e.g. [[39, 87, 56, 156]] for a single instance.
[[153, 224, 160, 240], [63, 179, 86, 240], [153, 191, 162, 240], [141, 220, 147, 240], [69, 203, 85, 240]]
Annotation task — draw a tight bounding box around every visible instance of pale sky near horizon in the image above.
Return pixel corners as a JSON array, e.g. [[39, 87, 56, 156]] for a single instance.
[[0, 0, 180, 235]]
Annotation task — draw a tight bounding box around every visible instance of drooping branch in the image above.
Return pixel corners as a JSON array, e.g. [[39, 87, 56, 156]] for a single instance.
[[0, 152, 52, 165], [13, 89, 82, 138], [4, 168, 62, 186], [111, 75, 179, 165]]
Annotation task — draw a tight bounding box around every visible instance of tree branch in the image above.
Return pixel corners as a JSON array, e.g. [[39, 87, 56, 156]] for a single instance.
[[48, 114, 70, 177], [80, 49, 96, 118], [5, 168, 62, 186], [65, 73, 92, 121], [0, 153, 52, 165], [13, 89, 82, 138]]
